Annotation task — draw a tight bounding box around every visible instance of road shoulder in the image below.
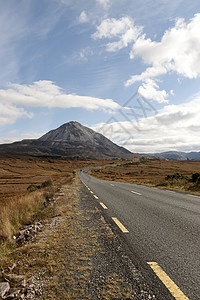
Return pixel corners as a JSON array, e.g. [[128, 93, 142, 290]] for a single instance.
[[0, 176, 157, 299]]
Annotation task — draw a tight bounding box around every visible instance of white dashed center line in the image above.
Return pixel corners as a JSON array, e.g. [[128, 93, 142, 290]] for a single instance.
[[131, 191, 142, 196]]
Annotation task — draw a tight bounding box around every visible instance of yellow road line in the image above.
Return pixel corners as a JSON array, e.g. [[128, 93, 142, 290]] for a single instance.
[[112, 217, 129, 233], [147, 262, 189, 300], [88, 188, 90, 190], [189, 194, 200, 199], [99, 202, 108, 209], [90, 191, 93, 194], [94, 195, 99, 199]]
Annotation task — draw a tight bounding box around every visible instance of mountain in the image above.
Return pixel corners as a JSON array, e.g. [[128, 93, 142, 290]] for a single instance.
[[150, 151, 200, 160], [187, 152, 200, 160], [0, 121, 132, 159]]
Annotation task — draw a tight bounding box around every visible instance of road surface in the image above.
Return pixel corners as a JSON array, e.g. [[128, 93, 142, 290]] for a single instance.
[[79, 170, 200, 300]]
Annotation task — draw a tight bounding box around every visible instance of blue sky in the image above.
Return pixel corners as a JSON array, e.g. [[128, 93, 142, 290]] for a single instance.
[[0, 0, 200, 153]]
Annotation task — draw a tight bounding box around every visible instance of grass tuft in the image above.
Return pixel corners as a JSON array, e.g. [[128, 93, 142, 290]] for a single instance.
[[0, 190, 46, 242]]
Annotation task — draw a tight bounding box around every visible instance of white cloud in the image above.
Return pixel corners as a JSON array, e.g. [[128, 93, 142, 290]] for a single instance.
[[78, 11, 89, 23], [92, 92, 200, 153], [94, 14, 200, 103], [138, 79, 169, 103], [125, 65, 169, 86], [0, 81, 121, 125], [0, 80, 123, 125], [0, 103, 33, 125], [80, 47, 94, 60], [126, 13, 200, 86], [96, 0, 111, 10], [0, 131, 43, 144], [92, 17, 142, 51]]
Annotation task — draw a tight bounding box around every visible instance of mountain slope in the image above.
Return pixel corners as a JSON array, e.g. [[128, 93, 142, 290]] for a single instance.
[[38, 121, 130, 156], [150, 151, 200, 160], [0, 121, 132, 159]]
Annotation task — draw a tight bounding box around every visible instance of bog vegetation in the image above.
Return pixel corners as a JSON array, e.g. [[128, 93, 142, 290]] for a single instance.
[[89, 159, 200, 193], [0, 154, 109, 244]]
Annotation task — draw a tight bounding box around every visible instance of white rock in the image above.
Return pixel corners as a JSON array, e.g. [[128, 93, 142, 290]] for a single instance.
[[0, 282, 10, 298]]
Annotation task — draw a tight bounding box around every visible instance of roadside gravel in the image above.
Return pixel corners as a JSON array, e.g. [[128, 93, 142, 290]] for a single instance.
[[0, 176, 157, 299]]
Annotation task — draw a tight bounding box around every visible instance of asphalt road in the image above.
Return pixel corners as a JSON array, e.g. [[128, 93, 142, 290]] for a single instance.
[[79, 170, 200, 300]]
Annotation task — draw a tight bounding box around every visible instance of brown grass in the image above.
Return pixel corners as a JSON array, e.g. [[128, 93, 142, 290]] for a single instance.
[[8, 177, 134, 299], [0, 160, 151, 298], [0, 153, 113, 203], [0, 153, 112, 243], [0, 191, 46, 241], [89, 159, 200, 192]]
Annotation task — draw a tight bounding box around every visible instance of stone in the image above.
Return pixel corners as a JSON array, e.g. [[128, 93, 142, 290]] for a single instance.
[[17, 221, 43, 244], [4, 288, 21, 299], [0, 282, 10, 298], [6, 274, 26, 284]]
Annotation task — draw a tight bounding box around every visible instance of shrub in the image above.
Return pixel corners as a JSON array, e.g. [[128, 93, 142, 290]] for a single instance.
[[27, 184, 41, 193], [27, 179, 53, 193], [165, 173, 190, 181], [41, 179, 53, 188], [192, 172, 200, 183]]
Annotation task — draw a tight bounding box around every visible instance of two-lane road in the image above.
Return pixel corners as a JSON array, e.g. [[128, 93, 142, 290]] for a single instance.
[[79, 170, 200, 300]]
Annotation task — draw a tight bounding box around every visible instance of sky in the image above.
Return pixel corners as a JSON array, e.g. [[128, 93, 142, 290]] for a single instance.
[[0, 0, 200, 153]]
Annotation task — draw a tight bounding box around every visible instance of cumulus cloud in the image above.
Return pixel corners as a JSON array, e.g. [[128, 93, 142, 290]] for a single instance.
[[93, 14, 200, 103], [92, 17, 142, 51], [78, 11, 89, 23], [138, 79, 169, 103], [125, 65, 169, 86], [96, 0, 111, 10], [126, 13, 200, 86], [92, 92, 200, 153], [0, 80, 121, 125]]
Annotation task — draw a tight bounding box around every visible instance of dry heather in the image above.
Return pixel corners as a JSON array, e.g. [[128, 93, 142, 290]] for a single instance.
[[0, 176, 149, 299], [89, 159, 200, 192], [0, 153, 110, 243]]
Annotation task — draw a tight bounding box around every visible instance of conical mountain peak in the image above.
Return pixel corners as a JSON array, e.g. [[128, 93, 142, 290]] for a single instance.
[[0, 121, 132, 159], [38, 121, 131, 157]]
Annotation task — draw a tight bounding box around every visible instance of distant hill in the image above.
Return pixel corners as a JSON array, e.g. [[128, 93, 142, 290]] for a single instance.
[[0, 121, 133, 159], [150, 151, 200, 160]]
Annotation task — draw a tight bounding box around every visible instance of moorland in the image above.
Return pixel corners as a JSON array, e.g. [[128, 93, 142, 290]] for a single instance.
[[89, 159, 200, 193], [1, 154, 200, 298], [1, 154, 200, 243], [0, 153, 111, 242]]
